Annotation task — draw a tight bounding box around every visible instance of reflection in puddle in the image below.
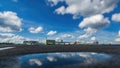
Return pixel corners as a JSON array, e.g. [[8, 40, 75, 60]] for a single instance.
[[0, 52, 120, 68]]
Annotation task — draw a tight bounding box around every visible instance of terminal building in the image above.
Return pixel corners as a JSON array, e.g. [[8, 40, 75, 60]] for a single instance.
[[46, 40, 71, 45]]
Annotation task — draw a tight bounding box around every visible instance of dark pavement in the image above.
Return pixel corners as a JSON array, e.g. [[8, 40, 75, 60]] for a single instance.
[[0, 45, 120, 56]]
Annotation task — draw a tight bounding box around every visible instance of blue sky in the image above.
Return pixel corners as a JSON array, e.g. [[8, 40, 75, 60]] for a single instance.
[[0, 0, 120, 44]]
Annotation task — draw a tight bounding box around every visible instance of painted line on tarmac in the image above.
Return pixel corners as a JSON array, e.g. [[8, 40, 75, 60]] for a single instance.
[[0, 47, 15, 51]]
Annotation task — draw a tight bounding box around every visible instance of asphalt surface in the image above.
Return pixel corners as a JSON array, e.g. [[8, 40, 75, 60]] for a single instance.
[[0, 45, 120, 56]]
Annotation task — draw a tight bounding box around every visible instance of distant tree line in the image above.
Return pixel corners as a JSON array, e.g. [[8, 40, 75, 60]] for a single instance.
[[0, 42, 15, 45]]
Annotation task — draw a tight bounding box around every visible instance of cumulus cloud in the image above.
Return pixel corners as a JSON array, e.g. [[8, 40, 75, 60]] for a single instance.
[[48, 0, 118, 42], [115, 38, 120, 42], [0, 33, 15, 38], [55, 6, 66, 15], [48, 0, 118, 18], [56, 34, 74, 41], [29, 26, 43, 33], [91, 36, 96, 41], [48, 0, 114, 41], [0, 33, 33, 44], [78, 15, 110, 39], [0, 11, 22, 32], [48, 0, 64, 6], [47, 30, 57, 36], [78, 28, 97, 40], [115, 30, 120, 42], [61, 34, 74, 38], [118, 30, 120, 37], [112, 13, 120, 22], [79, 15, 110, 29], [78, 34, 90, 40]]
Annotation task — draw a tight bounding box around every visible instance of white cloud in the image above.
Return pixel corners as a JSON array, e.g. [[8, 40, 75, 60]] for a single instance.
[[54, 30, 116, 43], [55, 34, 74, 41], [55, 37, 61, 41], [78, 29, 94, 40], [0, 11, 22, 32], [115, 38, 120, 42], [112, 13, 120, 22], [48, 0, 117, 42], [78, 15, 110, 39], [29, 26, 43, 33], [78, 28, 97, 40], [0, 33, 33, 44], [0, 33, 15, 38], [48, 0, 118, 18], [84, 28, 97, 35], [55, 6, 65, 15], [56, 34, 74, 40], [78, 34, 89, 40], [79, 15, 110, 29], [47, 30, 57, 36], [48, 0, 119, 42], [48, 0, 64, 6], [115, 30, 120, 42], [48, 0, 114, 39], [61, 34, 74, 38], [29, 59, 42, 66], [118, 30, 120, 37], [91, 36, 96, 41]]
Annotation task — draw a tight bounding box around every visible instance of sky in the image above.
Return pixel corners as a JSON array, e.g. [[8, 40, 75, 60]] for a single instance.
[[0, 0, 120, 44]]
